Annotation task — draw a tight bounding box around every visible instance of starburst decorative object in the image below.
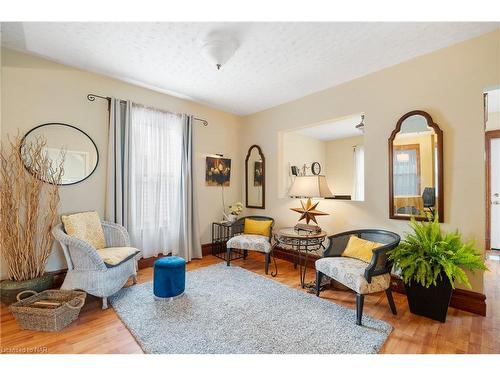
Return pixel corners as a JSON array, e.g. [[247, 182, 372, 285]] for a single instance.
[[288, 175, 333, 231], [291, 197, 328, 224]]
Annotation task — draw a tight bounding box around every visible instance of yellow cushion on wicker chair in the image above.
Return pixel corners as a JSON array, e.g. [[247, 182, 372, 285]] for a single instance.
[[96, 247, 139, 266], [341, 235, 384, 263], [243, 219, 273, 237], [61, 211, 106, 249]]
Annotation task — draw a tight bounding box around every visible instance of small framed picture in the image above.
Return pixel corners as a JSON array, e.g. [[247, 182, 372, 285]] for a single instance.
[[205, 157, 231, 186]]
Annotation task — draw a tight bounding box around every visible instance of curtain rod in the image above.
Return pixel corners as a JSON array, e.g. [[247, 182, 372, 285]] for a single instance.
[[87, 93, 209, 127]]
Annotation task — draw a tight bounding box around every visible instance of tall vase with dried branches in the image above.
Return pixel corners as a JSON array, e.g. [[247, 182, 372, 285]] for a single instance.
[[0, 134, 65, 304]]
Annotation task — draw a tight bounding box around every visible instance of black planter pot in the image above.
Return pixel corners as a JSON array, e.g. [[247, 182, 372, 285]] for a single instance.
[[404, 275, 453, 322]]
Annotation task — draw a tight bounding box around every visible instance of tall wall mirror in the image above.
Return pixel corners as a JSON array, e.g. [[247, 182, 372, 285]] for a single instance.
[[245, 145, 265, 209], [21, 123, 99, 185], [280, 113, 365, 201], [389, 111, 443, 222]]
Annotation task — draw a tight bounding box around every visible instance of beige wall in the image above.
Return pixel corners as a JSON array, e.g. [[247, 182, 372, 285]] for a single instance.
[[243, 30, 500, 293], [1, 48, 243, 278], [2, 29, 499, 293], [325, 135, 364, 198]]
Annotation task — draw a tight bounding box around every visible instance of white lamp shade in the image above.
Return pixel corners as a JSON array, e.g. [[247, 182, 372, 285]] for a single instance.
[[288, 175, 333, 198]]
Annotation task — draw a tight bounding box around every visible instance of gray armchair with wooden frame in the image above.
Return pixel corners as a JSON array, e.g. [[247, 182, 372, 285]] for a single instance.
[[315, 229, 400, 325]]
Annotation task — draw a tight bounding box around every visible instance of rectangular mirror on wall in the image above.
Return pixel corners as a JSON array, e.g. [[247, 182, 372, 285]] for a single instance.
[[245, 145, 265, 209], [389, 110, 444, 222], [280, 113, 365, 201]]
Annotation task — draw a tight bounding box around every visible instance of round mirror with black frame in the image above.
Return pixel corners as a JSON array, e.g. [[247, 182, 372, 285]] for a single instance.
[[245, 145, 265, 209], [388, 111, 444, 222], [21, 123, 99, 186]]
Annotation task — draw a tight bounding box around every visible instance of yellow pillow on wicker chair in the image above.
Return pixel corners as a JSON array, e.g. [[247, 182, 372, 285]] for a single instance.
[[61, 211, 106, 249], [96, 247, 139, 266], [341, 235, 384, 263], [243, 219, 273, 237]]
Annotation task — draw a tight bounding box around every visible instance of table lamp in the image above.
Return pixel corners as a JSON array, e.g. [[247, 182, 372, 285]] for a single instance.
[[288, 175, 333, 233]]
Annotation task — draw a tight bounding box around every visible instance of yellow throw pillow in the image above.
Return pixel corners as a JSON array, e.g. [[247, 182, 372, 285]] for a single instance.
[[61, 211, 106, 249], [243, 219, 273, 237], [96, 247, 139, 266], [341, 235, 384, 263]]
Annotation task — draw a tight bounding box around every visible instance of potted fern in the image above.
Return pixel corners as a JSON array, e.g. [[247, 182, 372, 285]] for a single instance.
[[389, 217, 487, 322]]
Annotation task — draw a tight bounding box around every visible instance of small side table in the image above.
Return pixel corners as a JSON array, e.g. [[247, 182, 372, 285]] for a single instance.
[[272, 227, 327, 288], [211, 221, 245, 262]]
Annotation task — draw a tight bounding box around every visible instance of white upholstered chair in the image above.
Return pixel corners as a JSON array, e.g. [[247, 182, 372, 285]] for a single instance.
[[226, 216, 275, 274]]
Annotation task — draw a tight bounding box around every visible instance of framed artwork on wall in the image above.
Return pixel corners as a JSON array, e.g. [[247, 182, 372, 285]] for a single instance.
[[205, 156, 231, 186]]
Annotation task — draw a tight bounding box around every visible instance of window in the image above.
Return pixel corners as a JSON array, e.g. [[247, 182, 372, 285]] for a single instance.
[[353, 145, 364, 200], [129, 104, 183, 255], [393, 144, 421, 196]]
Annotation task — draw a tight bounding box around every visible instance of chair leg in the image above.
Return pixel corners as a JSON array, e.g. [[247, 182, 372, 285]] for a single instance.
[[316, 271, 324, 297], [356, 294, 364, 325], [102, 297, 108, 310], [265, 253, 270, 275], [385, 288, 397, 315], [226, 247, 231, 266], [243, 250, 248, 260]]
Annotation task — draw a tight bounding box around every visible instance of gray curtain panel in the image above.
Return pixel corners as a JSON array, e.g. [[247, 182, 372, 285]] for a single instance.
[[105, 98, 132, 227], [178, 115, 203, 261]]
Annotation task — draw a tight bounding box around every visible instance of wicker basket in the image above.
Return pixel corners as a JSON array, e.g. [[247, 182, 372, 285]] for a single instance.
[[10, 289, 86, 332]]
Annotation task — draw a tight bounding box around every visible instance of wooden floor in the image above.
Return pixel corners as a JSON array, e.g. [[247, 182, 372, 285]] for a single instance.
[[1, 252, 499, 354]]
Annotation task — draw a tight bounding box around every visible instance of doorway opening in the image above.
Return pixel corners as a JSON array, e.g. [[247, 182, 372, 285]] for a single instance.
[[484, 88, 500, 251]]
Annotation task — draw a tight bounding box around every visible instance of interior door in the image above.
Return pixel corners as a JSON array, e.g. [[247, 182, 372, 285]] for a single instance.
[[491, 138, 500, 250]]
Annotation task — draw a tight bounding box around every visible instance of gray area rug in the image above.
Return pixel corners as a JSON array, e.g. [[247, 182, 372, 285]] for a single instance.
[[109, 263, 392, 354]]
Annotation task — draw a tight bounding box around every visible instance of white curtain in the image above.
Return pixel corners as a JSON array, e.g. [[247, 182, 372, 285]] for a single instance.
[[128, 105, 202, 260], [353, 145, 364, 201]]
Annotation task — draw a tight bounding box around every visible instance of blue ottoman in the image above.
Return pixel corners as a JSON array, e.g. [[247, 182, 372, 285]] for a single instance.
[[153, 256, 186, 299]]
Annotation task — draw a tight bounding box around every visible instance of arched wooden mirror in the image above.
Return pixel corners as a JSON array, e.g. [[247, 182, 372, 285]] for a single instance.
[[245, 145, 265, 209], [389, 111, 443, 222]]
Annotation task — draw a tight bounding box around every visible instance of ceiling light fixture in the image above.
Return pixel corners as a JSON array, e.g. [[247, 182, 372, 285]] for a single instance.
[[201, 30, 238, 71], [355, 114, 365, 133]]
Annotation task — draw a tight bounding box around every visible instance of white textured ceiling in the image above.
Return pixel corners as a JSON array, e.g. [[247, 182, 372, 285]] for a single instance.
[[1, 22, 498, 115], [294, 114, 363, 141]]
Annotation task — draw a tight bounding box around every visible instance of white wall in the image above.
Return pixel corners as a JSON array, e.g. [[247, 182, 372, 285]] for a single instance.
[[1, 48, 243, 278], [242, 30, 500, 293]]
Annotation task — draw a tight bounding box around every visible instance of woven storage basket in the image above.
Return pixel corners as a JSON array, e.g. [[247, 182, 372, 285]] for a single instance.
[[10, 289, 86, 332]]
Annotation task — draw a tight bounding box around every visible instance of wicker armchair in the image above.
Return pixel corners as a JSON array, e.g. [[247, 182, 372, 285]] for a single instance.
[[315, 229, 400, 325], [52, 221, 141, 309], [226, 216, 275, 274]]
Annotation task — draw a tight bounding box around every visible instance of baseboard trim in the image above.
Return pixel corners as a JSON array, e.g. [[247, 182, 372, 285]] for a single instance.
[[137, 254, 170, 269], [201, 243, 212, 257]]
